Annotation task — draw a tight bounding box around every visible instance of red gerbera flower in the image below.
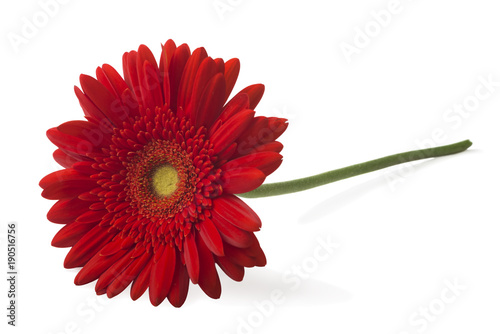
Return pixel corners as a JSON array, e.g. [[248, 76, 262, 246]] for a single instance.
[[39, 40, 287, 307]]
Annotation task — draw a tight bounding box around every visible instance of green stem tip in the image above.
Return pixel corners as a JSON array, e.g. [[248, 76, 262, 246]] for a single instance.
[[238, 139, 472, 199]]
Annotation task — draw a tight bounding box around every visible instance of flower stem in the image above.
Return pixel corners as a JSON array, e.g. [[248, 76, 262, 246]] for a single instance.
[[238, 140, 472, 198]]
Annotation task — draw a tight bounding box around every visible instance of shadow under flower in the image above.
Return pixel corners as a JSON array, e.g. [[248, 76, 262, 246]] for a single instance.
[[215, 268, 351, 306], [296, 153, 472, 225]]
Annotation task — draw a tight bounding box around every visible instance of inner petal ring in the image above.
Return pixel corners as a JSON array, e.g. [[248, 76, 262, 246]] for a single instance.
[[126, 140, 196, 218]]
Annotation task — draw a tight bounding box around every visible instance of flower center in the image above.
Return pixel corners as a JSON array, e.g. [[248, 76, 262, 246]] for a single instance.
[[151, 164, 179, 198], [125, 140, 196, 218], [104, 108, 224, 249]]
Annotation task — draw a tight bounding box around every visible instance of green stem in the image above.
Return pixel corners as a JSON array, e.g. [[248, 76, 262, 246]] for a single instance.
[[238, 140, 472, 198]]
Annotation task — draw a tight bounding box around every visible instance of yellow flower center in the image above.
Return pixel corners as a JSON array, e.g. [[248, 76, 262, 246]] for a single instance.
[[151, 164, 179, 198]]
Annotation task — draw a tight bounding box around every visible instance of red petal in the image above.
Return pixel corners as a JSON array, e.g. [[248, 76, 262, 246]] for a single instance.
[[101, 64, 130, 100], [137, 45, 159, 81], [177, 47, 208, 110], [40, 169, 96, 200], [210, 109, 255, 155], [128, 242, 146, 259], [159, 40, 176, 76], [223, 242, 257, 267], [96, 66, 115, 97], [221, 167, 265, 194], [167, 253, 190, 307], [183, 234, 199, 284], [196, 235, 221, 299], [46, 128, 97, 158], [63, 226, 117, 268], [149, 245, 176, 306], [267, 117, 289, 141], [72, 161, 97, 175], [215, 142, 237, 164], [223, 151, 283, 176], [137, 44, 158, 70], [235, 117, 288, 156], [99, 238, 126, 257], [212, 195, 261, 232], [74, 248, 129, 285], [184, 57, 217, 119], [138, 61, 163, 111], [80, 74, 128, 127], [122, 51, 141, 101], [41, 182, 95, 201], [160, 40, 177, 109], [136, 44, 163, 110], [194, 73, 226, 129], [58, 120, 98, 137], [119, 88, 141, 119], [198, 218, 224, 256], [95, 249, 135, 294], [218, 92, 250, 124], [236, 116, 267, 146], [236, 84, 265, 109], [106, 251, 152, 298], [51, 221, 96, 247], [211, 208, 253, 248], [59, 120, 113, 149], [47, 198, 90, 224], [40, 169, 88, 188], [53, 149, 79, 168], [76, 210, 106, 223], [245, 234, 267, 267], [130, 257, 153, 300], [168, 43, 191, 111], [216, 256, 245, 282], [214, 57, 225, 74], [74, 86, 108, 123], [224, 58, 240, 101], [252, 141, 284, 154]]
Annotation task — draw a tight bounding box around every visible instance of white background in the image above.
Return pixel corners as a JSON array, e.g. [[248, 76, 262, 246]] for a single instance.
[[1, 0, 499, 333]]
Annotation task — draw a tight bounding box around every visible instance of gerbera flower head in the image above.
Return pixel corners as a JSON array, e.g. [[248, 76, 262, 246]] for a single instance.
[[39, 40, 287, 307]]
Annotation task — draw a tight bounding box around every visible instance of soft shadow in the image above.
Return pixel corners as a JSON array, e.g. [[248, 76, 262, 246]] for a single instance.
[[298, 175, 386, 224], [216, 268, 351, 306], [297, 150, 475, 225]]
